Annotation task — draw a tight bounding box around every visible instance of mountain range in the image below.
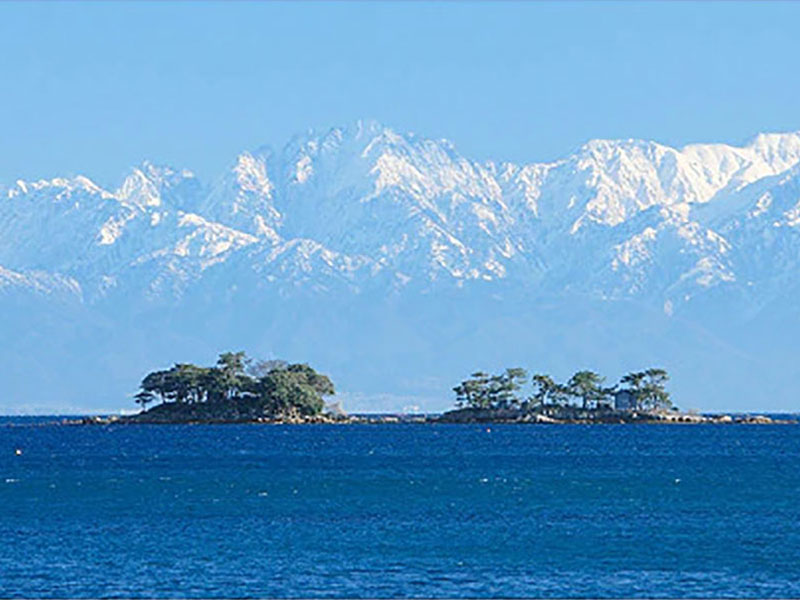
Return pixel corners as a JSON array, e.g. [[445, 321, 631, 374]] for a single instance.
[[3, 120, 800, 413]]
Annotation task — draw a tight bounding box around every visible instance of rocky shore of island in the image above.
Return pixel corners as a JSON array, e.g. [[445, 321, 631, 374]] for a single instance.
[[72, 406, 793, 426], [434, 406, 792, 425]]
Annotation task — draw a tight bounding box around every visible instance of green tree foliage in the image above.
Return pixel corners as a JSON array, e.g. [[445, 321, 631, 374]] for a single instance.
[[641, 368, 671, 410], [141, 370, 170, 403], [496, 368, 528, 409], [134, 352, 335, 416], [217, 351, 247, 375], [620, 368, 671, 410], [456, 367, 672, 413], [620, 371, 646, 402], [453, 368, 528, 410], [134, 391, 155, 410], [453, 371, 492, 409], [567, 370, 611, 409], [286, 363, 335, 396], [259, 367, 328, 416], [530, 374, 565, 408]]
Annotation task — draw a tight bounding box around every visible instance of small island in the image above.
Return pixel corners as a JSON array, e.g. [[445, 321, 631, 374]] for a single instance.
[[71, 352, 792, 426], [440, 367, 778, 424], [117, 352, 337, 424]]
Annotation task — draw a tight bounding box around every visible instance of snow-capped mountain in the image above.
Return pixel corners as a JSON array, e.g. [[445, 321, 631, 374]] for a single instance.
[[3, 120, 800, 413]]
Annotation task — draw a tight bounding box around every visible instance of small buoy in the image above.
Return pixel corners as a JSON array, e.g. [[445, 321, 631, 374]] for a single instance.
[[674, 478, 681, 484], [14, 449, 22, 456], [486, 427, 491, 433]]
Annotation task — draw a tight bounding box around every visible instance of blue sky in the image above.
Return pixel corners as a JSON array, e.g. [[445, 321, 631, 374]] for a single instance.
[[1, 1, 799, 187]]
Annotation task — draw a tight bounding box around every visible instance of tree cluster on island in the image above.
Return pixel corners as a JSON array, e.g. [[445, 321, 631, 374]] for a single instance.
[[133, 352, 335, 417], [452, 368, 672, 413], [128, 353, 671, 424]]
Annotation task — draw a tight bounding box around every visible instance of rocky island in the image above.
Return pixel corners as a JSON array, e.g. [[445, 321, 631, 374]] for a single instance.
[[430, 368, 788, 425], [71, 353, 792, 426]]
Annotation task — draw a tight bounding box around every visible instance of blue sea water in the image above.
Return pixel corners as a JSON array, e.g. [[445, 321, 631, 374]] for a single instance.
[[2, 420, 800, 598]]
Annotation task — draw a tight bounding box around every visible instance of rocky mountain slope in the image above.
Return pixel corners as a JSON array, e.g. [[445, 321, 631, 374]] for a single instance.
[[3, 120, 800, 413]]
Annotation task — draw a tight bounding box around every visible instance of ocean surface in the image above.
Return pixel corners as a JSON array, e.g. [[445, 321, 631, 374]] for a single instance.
[[2, 419, 800, 598]]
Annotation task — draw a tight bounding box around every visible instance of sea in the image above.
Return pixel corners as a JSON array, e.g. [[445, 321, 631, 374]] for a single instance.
[[2, 417, 800, 598]]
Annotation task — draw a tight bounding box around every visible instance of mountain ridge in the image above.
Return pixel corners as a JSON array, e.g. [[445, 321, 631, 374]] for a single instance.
[[3, 120, 800, 413]]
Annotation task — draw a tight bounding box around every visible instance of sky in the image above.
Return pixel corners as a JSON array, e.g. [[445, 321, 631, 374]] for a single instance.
[[1, 1, 800, 188]]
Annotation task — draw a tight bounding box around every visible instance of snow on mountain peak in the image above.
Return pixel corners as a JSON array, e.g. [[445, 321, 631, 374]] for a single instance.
[[4, 121, 800, 309], [232, 152, 273, 196]]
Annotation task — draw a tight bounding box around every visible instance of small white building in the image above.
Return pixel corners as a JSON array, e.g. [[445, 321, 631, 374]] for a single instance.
[[614, 389, 636, 411]]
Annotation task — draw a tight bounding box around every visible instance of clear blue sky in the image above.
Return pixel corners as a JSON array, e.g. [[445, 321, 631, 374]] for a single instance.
[[1, 1, 799, 187]]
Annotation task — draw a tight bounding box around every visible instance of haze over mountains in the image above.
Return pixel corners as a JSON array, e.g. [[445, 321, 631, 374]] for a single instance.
[[3, 120, 800, 413]]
